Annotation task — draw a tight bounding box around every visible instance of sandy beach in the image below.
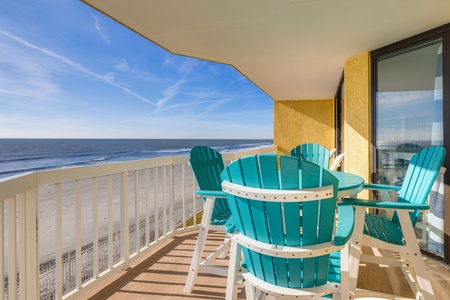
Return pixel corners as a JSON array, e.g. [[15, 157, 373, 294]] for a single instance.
[[37, 165, 198, 263]]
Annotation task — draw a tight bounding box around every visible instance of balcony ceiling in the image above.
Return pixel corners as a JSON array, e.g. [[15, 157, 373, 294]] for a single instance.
[[82, 0, 450, 101]]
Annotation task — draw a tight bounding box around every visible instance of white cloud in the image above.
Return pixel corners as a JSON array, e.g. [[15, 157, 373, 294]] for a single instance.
[[155, 79, 186, 113], [115, 59, 129, 71], [205, 98, 232, 113], [0, 30, 156, 106], [93, 15, 110, 44], [178, 58, 200, 75]]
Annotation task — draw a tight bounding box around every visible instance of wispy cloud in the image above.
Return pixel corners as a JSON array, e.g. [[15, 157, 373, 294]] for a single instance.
[[115, 58, 129, 71], [0, 29, 156, 106], [197, 81, 234, 100], [178, 58, 200, 75], [205, 98, 232, 113], [93, 15, 110, 44], [155, 79, 185, 113]]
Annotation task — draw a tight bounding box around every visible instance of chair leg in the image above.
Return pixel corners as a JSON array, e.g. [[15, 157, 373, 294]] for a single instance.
[[184, 197, 215, 293], [397, 211, 435, 300], [226, 239, 242, 300], [218, 234, 231, 259], [398, 251, 421, 297], [340, 243, 350, 300], [244, 280, 256, 299], [349, 206, 366, 299]]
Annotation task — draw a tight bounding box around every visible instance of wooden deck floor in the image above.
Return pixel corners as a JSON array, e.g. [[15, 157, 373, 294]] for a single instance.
[[79, 230, 450, 300]]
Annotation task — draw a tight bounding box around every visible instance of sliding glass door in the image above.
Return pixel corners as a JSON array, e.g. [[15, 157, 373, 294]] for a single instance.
[[373, 38, 445, 256]]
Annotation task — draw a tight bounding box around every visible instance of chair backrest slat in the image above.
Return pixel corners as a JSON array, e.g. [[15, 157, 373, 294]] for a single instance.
[[290, 143, 331, 170], [392, 146, 445, 226], [221, 154, 339, 288]]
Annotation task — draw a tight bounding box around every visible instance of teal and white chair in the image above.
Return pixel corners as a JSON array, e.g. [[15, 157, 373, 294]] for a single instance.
[[184, 145, 232, 293], [221, 154, 354, 299], [343, 145, 446, 299], [290, 143, 332, 170]]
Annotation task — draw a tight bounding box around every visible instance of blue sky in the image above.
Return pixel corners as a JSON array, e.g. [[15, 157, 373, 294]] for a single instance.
[[0, 1, 273, 139]]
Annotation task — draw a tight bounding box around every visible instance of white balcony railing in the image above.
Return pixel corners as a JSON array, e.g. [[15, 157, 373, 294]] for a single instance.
[[0, 145, 277, 300]]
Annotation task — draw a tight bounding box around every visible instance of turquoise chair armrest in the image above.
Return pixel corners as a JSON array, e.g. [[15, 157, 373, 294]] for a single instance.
[[341, 198, 430, 210], [225, 216, 235, 233], [333, 205, 354, 246], [196, 190, 227, 198], [363, 183, 401, 192]]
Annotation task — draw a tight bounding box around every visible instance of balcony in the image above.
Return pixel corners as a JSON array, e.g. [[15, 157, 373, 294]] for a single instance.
[[1, 145, 449, 299]]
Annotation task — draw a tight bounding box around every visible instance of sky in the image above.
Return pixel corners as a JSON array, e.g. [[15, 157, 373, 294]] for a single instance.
[[0, 1, 273, 139]]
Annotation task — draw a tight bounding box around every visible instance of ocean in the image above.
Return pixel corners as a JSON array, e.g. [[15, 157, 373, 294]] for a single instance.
[[0, 138, 273, 179]]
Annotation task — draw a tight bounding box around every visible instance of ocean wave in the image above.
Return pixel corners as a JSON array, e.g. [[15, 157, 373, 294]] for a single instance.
[[153, 148, 191, 154], [220, 143, 272, 153], [0, 139, 274, 179]]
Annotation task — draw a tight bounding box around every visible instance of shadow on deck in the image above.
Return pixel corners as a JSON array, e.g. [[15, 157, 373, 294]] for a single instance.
[[78, 231, 450, 300]]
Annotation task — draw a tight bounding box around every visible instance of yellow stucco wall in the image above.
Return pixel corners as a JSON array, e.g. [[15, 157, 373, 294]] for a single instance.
[[343, 52, 371, 190], [273, 100, 334, 155], [272, 52, 371, 193]]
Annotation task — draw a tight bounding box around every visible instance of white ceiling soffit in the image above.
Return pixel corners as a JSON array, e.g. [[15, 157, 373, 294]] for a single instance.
[[82, 0, 450, 101]]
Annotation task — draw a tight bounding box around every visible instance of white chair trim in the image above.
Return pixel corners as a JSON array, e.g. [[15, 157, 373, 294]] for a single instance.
[[243, 272, 340, 299], [231, 232, 344, 258], [222, 181, 334, 202]]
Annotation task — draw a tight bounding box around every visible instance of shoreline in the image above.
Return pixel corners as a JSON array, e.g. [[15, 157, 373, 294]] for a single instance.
[[37, 167, 197, 262]]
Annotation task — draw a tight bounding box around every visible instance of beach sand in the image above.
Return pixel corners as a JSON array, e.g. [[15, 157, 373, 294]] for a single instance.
[[37, 165, 199, 263]]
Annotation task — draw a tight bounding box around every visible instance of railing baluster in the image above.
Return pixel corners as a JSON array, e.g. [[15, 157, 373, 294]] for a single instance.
[[154, 167, 159, 240], [8, 197, 17, 300], [55, 183, 63, 299], [25, 187, 38, 300], [18, 193, 26, 299], [145, 168, 150, 246], [108, 174, 113, 269], [182, 163, 186, 228], [163, 166, 167, 235], [121, 171, 130, 269], [0, 200, 3, 299], [192, 174, 197, 226], [170, 164, 175, 233], [135, 170, 140, 253], [93, 176, 99, 279], [75, 179, 82, 289]]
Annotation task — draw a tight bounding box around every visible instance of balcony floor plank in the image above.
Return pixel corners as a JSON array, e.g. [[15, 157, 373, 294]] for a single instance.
[[78, 231, 450, 300]]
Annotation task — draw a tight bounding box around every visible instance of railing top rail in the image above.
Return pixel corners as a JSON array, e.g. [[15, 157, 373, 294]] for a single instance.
[[0, 145, 277, 200]]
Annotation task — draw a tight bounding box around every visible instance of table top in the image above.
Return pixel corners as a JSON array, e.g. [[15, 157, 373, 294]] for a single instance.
[[330, 171, 365, 197]]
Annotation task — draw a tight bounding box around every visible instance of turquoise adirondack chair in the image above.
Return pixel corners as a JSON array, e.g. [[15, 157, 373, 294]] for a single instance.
[[221, 154, 354, 299], [184, 146, 232, 293], [343, 145, 446, 299], [290, 143, 332, 170]]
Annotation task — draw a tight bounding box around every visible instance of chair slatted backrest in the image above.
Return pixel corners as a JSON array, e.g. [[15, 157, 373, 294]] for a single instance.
[[393, 145, 446, 227], [290, 143, 331, 170], [221, 154, 339, 288], [189, 146, 229, 223]]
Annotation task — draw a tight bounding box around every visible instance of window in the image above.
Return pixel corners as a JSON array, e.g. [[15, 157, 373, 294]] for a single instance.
[[372, 25, 450, 260]]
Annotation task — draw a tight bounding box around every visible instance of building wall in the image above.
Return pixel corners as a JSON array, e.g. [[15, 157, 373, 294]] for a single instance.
[[343, 52, 371, 192], [273, 99, 334, 155], [272, 52, 371, 196]]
